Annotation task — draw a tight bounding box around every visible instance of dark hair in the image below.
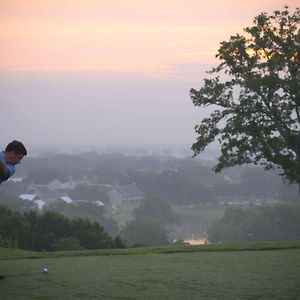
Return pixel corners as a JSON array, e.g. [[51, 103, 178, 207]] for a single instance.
[[5, 140, 27, 156]]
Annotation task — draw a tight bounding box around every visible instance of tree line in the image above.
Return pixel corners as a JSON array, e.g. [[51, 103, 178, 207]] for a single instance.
[[208, 204, 300, 243], [1, 199, 300, 248], [0, 204, 125, 251], [120, 197, 179, 246]]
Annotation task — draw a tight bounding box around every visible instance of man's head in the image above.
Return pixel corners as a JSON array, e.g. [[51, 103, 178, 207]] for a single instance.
[[5, 140, 27, 165]]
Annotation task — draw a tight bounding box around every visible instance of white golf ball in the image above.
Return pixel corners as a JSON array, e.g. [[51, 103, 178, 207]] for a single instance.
[[43, 267, 48, 273]]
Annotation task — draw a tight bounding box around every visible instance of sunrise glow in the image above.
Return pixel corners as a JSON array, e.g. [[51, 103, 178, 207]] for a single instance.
[[1, 0, 299, 75]]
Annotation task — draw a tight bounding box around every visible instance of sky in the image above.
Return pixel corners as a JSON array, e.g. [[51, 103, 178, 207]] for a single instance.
[[1, 0, 298, 149]]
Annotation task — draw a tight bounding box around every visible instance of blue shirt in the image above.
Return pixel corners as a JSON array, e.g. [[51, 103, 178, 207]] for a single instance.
[[0, 151, 15, 184]]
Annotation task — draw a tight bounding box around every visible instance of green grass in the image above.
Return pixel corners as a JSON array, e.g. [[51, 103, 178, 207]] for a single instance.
[[1, 242, 300, 300], [2, 241, 300, 260]]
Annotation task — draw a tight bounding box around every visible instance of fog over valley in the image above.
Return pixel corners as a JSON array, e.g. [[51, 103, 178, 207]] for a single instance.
[[1, 145, 299, 246]]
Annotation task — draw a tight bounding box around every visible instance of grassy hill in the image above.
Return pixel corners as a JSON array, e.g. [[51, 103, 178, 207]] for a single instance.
[[1, 242, 300, 300]]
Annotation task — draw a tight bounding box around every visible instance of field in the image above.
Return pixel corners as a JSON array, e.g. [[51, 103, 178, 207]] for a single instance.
[[1, 242, 300, 300]]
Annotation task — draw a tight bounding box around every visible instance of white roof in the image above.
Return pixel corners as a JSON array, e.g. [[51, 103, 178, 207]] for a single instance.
[[34, 200, 46, 210], [61, 196, 73, 203], [19, 194, 36, 201], [8, 177, 23, 183]]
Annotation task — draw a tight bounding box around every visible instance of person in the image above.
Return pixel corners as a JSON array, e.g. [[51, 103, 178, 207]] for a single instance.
[[0, 140, 27, 184]]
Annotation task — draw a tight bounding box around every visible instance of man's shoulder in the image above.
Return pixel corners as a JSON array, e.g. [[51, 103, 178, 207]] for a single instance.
[[0, 151, 15, 178]]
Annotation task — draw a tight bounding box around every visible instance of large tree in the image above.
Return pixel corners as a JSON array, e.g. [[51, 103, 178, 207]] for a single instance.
[[120, 219, 168, 246], [133, 197, 179, 226], [191, 7, 300, 184]]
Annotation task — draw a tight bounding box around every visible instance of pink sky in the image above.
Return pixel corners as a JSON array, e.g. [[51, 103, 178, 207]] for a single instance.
[[1, 1, 299, 147], [1, 0, 298, 76]]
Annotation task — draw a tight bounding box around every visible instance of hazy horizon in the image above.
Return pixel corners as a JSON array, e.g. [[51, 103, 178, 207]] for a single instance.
[[1, 1, 298, 147]]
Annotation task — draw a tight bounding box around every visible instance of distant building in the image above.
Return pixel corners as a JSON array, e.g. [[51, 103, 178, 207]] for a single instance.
[[19, 194, 38, 201], [60, 196, 74, 204], [29, 185, 60, 203], [93, 200, 104, 207], [108, 184, 145, 205], [47, 179, 76, 191], [8, 177, 23, 183], [34, 200, 46, 210], [19, 194, 45, 210]]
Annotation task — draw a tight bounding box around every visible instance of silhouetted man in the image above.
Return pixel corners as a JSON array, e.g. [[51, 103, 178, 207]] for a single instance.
[[0, 140, 27, 184]]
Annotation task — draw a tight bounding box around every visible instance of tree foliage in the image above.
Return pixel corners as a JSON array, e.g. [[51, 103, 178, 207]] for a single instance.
[[191, 7, 300, 183], [0, 204, 123, 251], [133, 197, 179, 226], [69, 183, 109, 202], [120, 219, 168, 246], [47, 201, 118, 236], [26, 166, 69, 184], [207, 204, 300, 243]]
